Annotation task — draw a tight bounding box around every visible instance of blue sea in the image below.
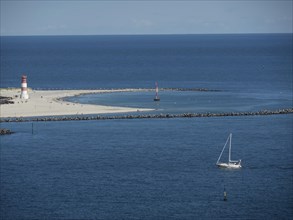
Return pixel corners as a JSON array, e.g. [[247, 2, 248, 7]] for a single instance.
[[1, 34, 293, 219]]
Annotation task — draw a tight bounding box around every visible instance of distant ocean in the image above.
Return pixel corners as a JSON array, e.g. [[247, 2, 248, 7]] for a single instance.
[[1, 34, 292, 219], [1, 34, 292, 91]]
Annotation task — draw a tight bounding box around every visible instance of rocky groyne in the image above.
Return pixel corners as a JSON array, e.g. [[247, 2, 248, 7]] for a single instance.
[[0, 128, 14, 135], [1, 108, 292, 123], [162, 88, 222, 92]]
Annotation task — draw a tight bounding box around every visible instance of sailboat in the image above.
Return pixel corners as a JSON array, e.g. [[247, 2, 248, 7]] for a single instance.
[[154, 82, 160, 101], [216, 133, 242, 169]]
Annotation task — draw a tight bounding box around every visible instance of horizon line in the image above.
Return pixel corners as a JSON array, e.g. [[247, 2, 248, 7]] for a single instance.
[[1, 32, 292, 37]]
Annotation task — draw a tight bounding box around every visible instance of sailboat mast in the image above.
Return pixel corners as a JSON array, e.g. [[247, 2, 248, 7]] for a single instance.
[[229, 133, 232, 162]]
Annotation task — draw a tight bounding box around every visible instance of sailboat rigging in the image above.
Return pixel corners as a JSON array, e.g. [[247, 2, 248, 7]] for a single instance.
[[216, 133, 242, 169]]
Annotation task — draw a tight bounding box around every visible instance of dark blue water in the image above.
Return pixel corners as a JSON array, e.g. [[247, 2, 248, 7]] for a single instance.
[[1, 116, 292, 219], [1, 34, 293, 219]]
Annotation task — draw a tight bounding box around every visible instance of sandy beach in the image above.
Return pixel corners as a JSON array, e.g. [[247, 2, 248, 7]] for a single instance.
[[0, 88, 153, 118]]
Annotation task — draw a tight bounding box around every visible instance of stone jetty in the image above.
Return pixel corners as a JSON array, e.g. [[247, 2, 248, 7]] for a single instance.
[[163, 88, 222, 92], [1, 108, 292, 123], [0, 128, 14, 135]]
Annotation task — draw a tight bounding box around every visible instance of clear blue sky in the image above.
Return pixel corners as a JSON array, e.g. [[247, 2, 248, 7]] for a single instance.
[[1, 0, 292, 36]]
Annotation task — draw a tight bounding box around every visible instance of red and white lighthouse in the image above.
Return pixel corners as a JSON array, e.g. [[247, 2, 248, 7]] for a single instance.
[[20, 75, 29, 99]]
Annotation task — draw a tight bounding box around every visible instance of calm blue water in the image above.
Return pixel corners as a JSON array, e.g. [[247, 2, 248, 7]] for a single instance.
[[1, 116, 292, 219], [65, 90, 292, 114], [1, 34, 292, 92], [1, 34, 293, 219]]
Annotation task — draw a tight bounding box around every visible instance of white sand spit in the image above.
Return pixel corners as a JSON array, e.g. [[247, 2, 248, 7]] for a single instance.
[[0, 88, 153, 118]]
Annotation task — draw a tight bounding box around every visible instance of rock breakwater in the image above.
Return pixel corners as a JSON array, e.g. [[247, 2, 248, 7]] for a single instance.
[[1, 108, 292, 123], [0, 128, 14, 135]]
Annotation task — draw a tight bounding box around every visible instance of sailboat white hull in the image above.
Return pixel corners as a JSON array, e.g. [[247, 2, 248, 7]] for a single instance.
[[217, 162, 241, 169]]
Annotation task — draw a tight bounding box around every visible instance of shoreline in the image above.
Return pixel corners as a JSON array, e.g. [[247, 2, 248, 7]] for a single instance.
[[0, 88, 154, 118], [1, 88, 292, 122], [0, 87, 221, 118]]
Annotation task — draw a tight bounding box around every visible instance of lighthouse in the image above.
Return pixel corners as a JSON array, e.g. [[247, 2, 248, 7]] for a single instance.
[[20, 75, 29, 99]]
